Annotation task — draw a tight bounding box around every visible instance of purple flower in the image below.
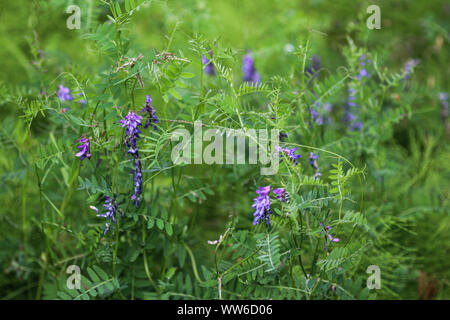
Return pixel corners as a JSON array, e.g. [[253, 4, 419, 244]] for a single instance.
[[275, 146, 302, 165], [347, 88, 357, 107], [120, 112, 143, 139], [120, 112, 144, 207], [130, 158, 143, 207], [320, 222, 340, 251], [344, 111, 357, 122], [207, 234, 223, 245], [91, 196, 119, 235], [356, 68, 368, 80], [359, 54, 367, 66], [323, 103, 332, 113], [78, 93, 87, 104], [58, 85, 73, 101], [309, 93, 332, 125], [403, 59, 419, 79], [252, 186, 271, 226], [310, 107, 323, 125], [202, 50, 215, 75], [355, 55, 370, 81], [75, 136, 91, 161], [279, 132, 288, 142], [140, 95, 159, 131], [309, 152, 322, 179], [308, 152, 319, 168], [350, 121, 363, 131], [305, 55, 321, 80], [344, 87, 362, 131], [242, 50, 261, 85], [273, 188, 288, 202]]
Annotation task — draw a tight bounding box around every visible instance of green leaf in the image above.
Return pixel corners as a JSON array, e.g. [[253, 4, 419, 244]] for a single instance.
[[57, 292, 72, 300], [93, 265, 109, 281], [165, 223, 173, 236], [166, 267, 176, 280], [147, 217, 155, 229], [129, 246, 141, 262], [169, 88, 182, 100], [115, 1, 122, 15], [87, 267, 100, 284], [180, 72, 195, 78], [156, 218, 164, 230]]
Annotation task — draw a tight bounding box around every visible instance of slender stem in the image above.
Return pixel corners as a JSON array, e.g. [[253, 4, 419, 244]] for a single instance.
[[288, 217, 307, 277], [200, 57, 204, 99], [32, 152, 49, 300], [112, 215, 120, 277], [22, 180, 28, 255], [183, 242, 204, 285], [131, 77, 137, 108], [141, 216, 160, 295], [218, 248, 261, 300], [310, 235, 321, 278]]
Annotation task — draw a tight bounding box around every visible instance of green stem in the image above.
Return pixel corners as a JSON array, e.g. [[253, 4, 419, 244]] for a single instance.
[[142, 216, 160, 295], [183, 242, 205, 284], [32, 153, 48, 299], [288, 217, 307, 277], [112, 214, 120, 277]]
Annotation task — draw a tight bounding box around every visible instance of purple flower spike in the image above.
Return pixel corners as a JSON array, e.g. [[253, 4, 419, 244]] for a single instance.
[[131, 158, 143, 207], [140, 95, 159, 131], [202, 50, 215, 75], [273, 188, 289, 203], [344, 87, 363, 131], [252, 186, 271, 227], [310, 107, 323, 125], [276, 146, 302, 166], [243, 50, 261, 85], [310, 93, 332, 126], [58, 85, 73, 101], [320, 222, 340, 251], [355, 55, 369, 81], [120, 112, 144, 207], [91, 196, 118, 235], [75, 136, 91, 161], [120, 112, 143, 138]]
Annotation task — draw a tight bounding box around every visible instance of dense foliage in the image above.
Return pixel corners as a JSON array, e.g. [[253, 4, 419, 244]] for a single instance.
[[0, 0, 448, 300]]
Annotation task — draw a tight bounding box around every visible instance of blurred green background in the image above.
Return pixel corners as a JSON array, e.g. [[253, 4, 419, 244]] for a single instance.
[[0, 0, 448, 299]]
